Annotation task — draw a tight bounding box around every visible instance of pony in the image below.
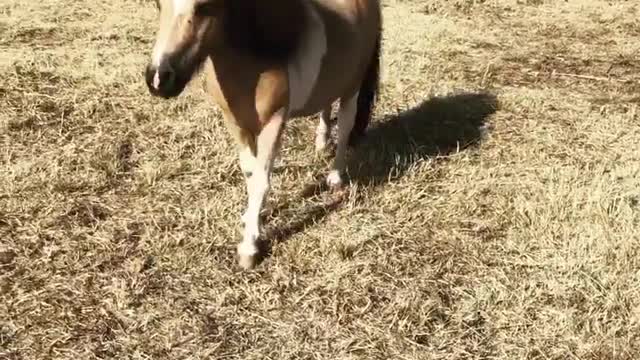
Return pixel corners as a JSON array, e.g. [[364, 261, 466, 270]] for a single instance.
[[145, 0, 382, 269]]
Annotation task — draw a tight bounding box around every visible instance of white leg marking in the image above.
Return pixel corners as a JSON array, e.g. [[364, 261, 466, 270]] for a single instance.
[[315, 106, 333, 152], [239, 145, 256, 225], [327, 92, 359, 188], [239, 170, 269, 262], [287, 2, 327, 114], [237, 111, 286, 269], [239, 146, 256, 177]]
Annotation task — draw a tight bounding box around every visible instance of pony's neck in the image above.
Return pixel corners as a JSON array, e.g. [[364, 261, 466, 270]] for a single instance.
[[224, 0, 308, 64]]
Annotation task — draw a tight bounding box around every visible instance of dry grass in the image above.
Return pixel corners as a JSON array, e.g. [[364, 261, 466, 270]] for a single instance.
[[1, 0, 640, 358]]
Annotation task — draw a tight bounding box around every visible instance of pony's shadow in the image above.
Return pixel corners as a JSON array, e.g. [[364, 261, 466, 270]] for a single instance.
[[348, 91, 498, 184], [257, 91, 499, 264]]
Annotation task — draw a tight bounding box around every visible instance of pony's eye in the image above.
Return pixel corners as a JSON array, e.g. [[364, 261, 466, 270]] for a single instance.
[[194, 1, 220, 17]]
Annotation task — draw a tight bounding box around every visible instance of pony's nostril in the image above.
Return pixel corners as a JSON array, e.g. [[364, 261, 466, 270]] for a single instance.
[[145, 59, 180, 97]]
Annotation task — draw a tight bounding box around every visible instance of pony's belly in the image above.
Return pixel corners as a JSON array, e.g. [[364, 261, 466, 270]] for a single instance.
[[286, 0, 328, 117], [286, 0, 380, 119], [288, 101, 332, 119]]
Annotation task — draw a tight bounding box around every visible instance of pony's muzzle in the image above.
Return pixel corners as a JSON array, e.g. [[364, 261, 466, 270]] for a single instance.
[[145, 62, 176, 98]]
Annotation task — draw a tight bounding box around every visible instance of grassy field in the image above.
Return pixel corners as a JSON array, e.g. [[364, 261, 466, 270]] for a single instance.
[[1, 0, 639, 358]]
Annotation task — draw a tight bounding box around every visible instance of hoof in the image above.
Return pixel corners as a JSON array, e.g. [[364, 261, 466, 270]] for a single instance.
[[315, 135, 329, 153], [238, 254, 258, 270], [237, 241, 259, 270], [326, 170, 344, 189]]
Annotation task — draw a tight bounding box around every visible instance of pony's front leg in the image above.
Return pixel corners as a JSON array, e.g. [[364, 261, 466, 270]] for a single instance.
[[237, 109, 287, 269], [238, 142, 256, 226], [238, 143, 256, 179], [225, 124, 257, 225]]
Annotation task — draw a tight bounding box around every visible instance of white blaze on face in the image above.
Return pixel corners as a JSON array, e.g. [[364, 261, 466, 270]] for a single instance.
[[152, 0, 193, 67], [172, 0, 192, 15], [152, 71, 161, 89]]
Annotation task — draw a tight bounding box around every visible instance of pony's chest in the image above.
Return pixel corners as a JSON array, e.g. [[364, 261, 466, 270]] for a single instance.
[[203, 60, 289, 126]]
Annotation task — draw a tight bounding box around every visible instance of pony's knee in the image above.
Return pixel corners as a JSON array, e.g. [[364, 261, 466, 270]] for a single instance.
[[238, 147, 256, 176], [237, 241, 259, 270]]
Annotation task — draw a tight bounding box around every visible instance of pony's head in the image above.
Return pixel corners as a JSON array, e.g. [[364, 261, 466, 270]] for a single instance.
[[145, 0, 227, 98]]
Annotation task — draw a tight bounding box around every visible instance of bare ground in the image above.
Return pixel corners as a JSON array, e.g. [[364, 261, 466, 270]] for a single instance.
[[1, 0, 639, 359]]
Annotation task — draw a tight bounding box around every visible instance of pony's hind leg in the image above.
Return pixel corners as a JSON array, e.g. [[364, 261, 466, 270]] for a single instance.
[[237, 109, 287, 269], [326, 92, 358, 188], [315, 105, 333, 152]]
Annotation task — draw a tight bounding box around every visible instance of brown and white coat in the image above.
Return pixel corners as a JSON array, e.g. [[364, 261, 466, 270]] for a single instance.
[[146, 0, 382, 269]]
